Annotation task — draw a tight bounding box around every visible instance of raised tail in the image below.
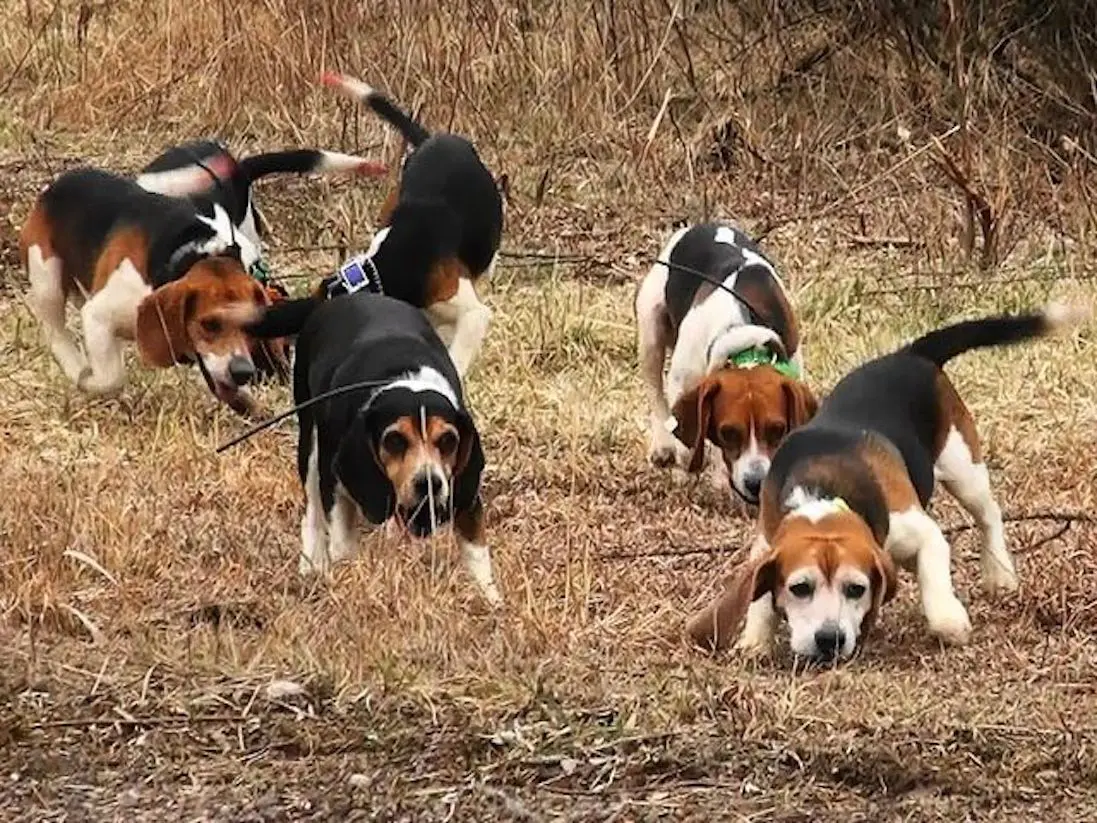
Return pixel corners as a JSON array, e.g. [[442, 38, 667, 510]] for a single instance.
[[236, 149, 387, 182], [321, 72, 431, 147], [247, 296, 323, 340], [903, 301, 1089, 367]]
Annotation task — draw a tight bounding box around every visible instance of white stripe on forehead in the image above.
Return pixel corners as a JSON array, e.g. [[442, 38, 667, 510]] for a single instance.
[[366, 365, 459, 410]]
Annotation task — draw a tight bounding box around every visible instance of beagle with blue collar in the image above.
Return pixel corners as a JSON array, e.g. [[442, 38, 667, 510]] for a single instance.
[[686, 303, 1087, 663], [248, 291, 502, 603], [318, 72, 506, 377], [635, 221, 817, 505], [20, 164, 278, 416]]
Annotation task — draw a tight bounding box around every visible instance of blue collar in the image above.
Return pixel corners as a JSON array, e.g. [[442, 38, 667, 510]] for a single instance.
[[327, 253, 384, 299]]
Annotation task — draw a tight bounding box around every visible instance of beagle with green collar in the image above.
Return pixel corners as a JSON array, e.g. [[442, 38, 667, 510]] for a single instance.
[[686, 303, 1088, 663], [636, 221, 817, 506]]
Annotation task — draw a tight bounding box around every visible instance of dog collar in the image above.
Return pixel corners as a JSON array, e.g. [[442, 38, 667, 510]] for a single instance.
[[327, 253, 383, 299], [249, 258, 273, 284], [727, 346, 800, 379]]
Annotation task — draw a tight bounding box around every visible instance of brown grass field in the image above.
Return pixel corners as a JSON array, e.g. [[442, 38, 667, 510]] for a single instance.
[[3, 1, 1097, 820]]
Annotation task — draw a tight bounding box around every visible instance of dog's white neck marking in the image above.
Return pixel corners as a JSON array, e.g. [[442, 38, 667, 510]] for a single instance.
[[785, 486, 850, 522], [367, 365, 459, 410], [193, 203, 261, 269]]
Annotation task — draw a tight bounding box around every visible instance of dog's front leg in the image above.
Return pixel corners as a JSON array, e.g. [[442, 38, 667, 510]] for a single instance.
[[454, 496, 502, 604]]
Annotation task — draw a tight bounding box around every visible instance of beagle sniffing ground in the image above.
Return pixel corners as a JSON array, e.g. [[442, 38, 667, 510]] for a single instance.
[[636, 221, 816, 505], [20, 165, 274, 416], [686, 302, 1088, 663], [318, 72, 505, 377], [139, 140, 387, 381], [248, 291, 501, 604]]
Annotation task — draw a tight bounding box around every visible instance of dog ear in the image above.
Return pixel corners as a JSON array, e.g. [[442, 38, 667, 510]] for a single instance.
[[685, 547, 780, 652], [135, 280, 195, 367], [862, 547, 899, 637], [671, 377, 721, 474], [782, 380, 818, 430], [334, 409, 395, 525], [453, 409, 486, 515]]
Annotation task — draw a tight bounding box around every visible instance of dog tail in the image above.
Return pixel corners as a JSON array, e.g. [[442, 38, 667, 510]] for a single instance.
[[903, 301, 1089, 368], [320, 72, 431, 147], [236, 149, 387, 182], [246, 296, 323, 340]]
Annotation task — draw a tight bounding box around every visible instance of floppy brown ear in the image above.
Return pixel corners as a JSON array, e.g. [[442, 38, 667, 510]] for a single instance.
[[671, 378, 721, 474], [782, 379, 818, 429], [862, 547, 899, 635], [685, 550, 779, 652], [135, 280, 195, 367]]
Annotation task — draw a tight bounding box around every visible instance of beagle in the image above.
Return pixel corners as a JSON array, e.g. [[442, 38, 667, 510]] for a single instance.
[[318, 72, 505, 377], [635, 221, 816, 505], [248, 291, 501, 603], [686, 303, 1087, 663], [139, 140, 387, 380], [20, 165, 275, 416]]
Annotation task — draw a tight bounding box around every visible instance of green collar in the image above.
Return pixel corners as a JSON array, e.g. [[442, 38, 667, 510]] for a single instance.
[[727, 346, 801, 379], [249, 258, 273, 284]]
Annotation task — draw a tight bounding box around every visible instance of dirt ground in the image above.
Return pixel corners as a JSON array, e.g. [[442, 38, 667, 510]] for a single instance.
[[3, 2, 1097, 818]]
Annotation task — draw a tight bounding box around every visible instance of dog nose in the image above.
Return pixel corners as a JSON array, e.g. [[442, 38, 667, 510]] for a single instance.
[[228, 356, 256, 386], [743, 475, 764, 500], [813, 624, 847, 659], [414, 471, 445, 499]]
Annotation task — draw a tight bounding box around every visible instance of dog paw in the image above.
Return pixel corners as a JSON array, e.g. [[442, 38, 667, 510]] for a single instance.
[[297, 552, 329, 577], [980, 558, 1019, 595], [926, 596, 972, 646]]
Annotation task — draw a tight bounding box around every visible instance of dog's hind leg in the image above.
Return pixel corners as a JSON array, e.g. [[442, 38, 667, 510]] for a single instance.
[[428, 278, 491, 378], [299, 429, 332, 576], [935, 424, 1018, 594], [26, 244, 89, 384]]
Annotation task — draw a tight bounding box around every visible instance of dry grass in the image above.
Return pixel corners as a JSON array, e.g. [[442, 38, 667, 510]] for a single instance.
[[3, 1, 1097, 820]]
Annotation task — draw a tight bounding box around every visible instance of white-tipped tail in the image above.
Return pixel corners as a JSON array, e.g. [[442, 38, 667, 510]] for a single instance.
[[314, 150, 387, 177], [321, 71, 374, 101], [1044, 300, 1091, 332]]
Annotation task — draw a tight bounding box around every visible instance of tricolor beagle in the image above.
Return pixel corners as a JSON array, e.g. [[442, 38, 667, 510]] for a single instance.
[[686, 303, 1087, 663], [318, 72, 505, 377], [20, 165, 274, 415], [248, 291, 501, 603], [636, 221, 816, 504], [138, 140, 387, 380]]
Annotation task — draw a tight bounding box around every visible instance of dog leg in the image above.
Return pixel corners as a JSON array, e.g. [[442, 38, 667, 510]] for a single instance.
[[26, 245, 89, 384], [428, 279, 491, 378], [735, 534, 778, 655], [454, 497, 502, 604], [635, 264, 683, 468], [299, 436, 332, 576], [888, 507, 972, 646], [79, 261, 150, 396], [325, 484, 363, 567], [935, 427, 1018, 594]]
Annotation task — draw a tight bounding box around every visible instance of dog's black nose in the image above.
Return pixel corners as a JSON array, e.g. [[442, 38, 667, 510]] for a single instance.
[[414, 472, 445, 499], [743, 475, 764, 500], [228, 356, 256, 386], [813, 625, 846, 659]]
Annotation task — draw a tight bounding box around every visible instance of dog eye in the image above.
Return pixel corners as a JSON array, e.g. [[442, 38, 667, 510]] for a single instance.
[[764, 423, 786, 444], [844, 582, 867, 600], [381, 430, 408, 455], [435, 430, 458, 457], [200, 317, 223, 334], [717, 426, 741, 448], [789, 581, 813, 599]]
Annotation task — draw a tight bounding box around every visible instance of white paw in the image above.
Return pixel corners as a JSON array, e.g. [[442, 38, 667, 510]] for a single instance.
[[298, 551, 329, 577], [480, 582, 504, 606], [926, 596, 972, 646], [981, 557, 1019, 595], [647, 432, 687, 469]]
